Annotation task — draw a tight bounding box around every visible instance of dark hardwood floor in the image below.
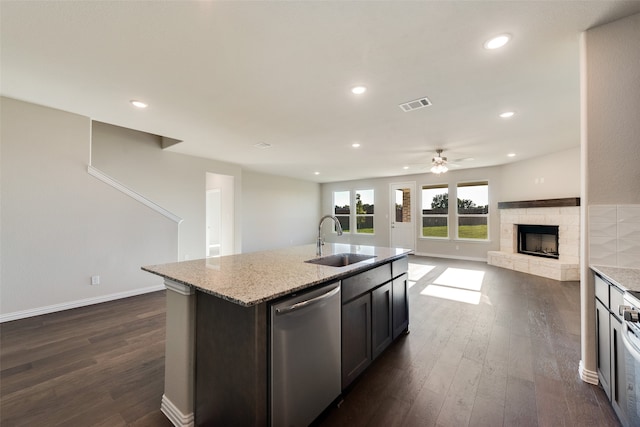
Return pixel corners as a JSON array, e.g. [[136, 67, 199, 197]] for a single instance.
[[0, 291, 172, 427], [1, 256, 620, 426]]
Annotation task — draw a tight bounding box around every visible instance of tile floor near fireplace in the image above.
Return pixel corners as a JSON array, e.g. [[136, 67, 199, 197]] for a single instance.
[[488, 199, 580, 281]]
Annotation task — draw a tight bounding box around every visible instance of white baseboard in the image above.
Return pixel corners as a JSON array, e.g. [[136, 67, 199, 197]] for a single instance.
[[579, 360, 599, 385], [0, 285, 165, 323], [413, 252, 487, 262], [161, 394, 194, 427]]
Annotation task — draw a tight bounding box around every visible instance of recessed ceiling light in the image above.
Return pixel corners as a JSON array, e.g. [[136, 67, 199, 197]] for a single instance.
[[507, 153, 516, 157], [130, 100, 148, 109], [484, 34, 511, 50], [314, 171, 320, 175], [352, 143, 361, 148], [403, 166, 410, 170], [351, 86, 367, 95], [499, 111, 515, 119]]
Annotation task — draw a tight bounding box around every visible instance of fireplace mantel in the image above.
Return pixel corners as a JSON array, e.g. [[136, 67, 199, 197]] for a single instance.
[[498, 197, 580, 210]]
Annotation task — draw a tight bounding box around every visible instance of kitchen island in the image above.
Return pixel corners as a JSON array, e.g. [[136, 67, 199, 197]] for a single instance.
[[143, 243, 412, 427]]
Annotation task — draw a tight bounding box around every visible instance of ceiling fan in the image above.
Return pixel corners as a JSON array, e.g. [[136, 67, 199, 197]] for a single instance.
[[431, 149, 448, 174]]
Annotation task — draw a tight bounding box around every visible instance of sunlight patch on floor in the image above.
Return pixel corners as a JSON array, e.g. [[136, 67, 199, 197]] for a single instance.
[[433, 267, 485, 291], [408, 263, 436, 288], [421, 284, 482, 305], [420, 267, 485, 304]]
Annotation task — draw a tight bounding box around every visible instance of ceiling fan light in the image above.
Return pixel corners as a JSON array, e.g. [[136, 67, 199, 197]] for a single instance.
[[430, 164, 448, 174], [430, 148, 449, 174]]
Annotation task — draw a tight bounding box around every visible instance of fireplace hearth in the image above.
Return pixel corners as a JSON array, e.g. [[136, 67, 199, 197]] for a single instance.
[[517, 224, 559, 259]]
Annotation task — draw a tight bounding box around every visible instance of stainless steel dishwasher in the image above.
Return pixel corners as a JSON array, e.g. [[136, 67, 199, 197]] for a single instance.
[[270, 281, 341, 427]]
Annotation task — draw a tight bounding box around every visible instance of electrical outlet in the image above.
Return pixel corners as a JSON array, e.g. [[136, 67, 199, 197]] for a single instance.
[[91, 275, 100, 285]]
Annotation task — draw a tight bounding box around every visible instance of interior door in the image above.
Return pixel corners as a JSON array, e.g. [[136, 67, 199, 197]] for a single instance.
[[389, 182, 416, 250], [206, 189, 221, 257]]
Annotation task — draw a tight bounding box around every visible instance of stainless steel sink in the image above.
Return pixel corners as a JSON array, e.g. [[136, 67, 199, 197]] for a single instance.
[[305, 253, 376, 267]]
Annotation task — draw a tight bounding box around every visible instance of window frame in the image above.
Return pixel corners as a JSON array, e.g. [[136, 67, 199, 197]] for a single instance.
[[333, 190, 351, 234], [354, 189, 375, 235], [456, 180, 489, 241], [420, 183, 449, 239]]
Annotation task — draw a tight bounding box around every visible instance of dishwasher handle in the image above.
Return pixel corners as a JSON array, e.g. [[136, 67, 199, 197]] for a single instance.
[[275, 285, 340, 315]]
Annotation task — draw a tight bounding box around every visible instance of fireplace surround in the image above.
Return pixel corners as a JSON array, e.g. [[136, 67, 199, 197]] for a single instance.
[[487, 198, 580, 281]]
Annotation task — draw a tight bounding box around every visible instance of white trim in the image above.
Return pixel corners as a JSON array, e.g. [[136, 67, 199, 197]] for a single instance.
[[165, 279, 194, 296], [87, 165, 183, 224], [413, 251, 487, 262], [579, 360, 599, 385], [0, 285, 165, 323], [161, 394, 194, 427]]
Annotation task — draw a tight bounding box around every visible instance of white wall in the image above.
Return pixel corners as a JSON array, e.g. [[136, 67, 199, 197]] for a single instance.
[[91, 121, 243, 260], [579, 12, 640, 381], [322, 149, 581, 261], [500, 147, 581, 201], [1, 97, 178, 319], [585, 13, 640, 205], [1, 99, 323, 319], [241, 170, 320, 253]]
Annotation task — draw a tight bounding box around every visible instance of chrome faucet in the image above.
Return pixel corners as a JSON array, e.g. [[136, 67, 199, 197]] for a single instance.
[[317, 215, 343, 256]]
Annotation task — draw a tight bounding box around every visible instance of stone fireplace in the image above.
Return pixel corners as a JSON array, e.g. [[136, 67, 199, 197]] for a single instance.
[[487, 198, 580, 281]]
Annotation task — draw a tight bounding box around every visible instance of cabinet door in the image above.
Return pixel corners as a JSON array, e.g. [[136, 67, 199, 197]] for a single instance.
[[342, 293, 371, 388], [372, 282, 393, 360], [610, 316, 629, 426], [596, 299, 611, 399], [392, 273, 409, 339]]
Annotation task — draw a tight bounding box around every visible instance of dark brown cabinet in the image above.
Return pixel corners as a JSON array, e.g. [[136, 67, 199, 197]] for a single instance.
[[372, 282, 392, 359], [341, 256, 409, 389], [341, 293, 372, 387], [392, 273, 409, 339]]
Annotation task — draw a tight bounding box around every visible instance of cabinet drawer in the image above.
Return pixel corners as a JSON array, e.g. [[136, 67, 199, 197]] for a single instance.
[[595, 275, 609, 306], [342, 263, 392, 302], [610, 284, 624, 316], [391, 257, 409, 279]]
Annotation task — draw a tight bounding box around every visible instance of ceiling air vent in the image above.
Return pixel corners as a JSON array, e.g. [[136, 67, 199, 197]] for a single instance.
[[399, 96, 432, 112]]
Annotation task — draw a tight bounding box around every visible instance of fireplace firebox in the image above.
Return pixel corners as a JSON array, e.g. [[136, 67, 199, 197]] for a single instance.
[[517, 224, 559, 259]]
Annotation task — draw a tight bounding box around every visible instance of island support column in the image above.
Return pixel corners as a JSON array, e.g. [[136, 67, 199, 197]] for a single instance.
[[161, 279, 196, 427]]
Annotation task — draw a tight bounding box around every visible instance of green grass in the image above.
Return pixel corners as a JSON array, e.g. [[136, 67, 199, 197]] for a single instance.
[[422, 225, 487, 239], [356, 228, 374, 234], [458, 225, 488, 239], [422, 226, 448, 237]]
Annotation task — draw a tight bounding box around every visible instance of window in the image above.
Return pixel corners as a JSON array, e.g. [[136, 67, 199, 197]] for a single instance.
[[355, 189, 374, 234], [457, 181, 489, 240], [421, 184, 448, 238], [333, 189, 375, 234], [394, 188, 411, 223], [333, 191, 350, 233]]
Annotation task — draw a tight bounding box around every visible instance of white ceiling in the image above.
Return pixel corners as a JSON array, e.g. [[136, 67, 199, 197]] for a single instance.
[[2, 1, 640, 183]]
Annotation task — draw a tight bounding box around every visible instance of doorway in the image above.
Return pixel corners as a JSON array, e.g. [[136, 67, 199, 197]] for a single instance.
[[389, 182, 416, 250], [206, 173, 234, 257]]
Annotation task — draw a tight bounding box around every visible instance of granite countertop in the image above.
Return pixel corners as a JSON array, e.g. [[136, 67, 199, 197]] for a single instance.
[[591, 265, 640, 292], [142, 243, 412, 307]]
